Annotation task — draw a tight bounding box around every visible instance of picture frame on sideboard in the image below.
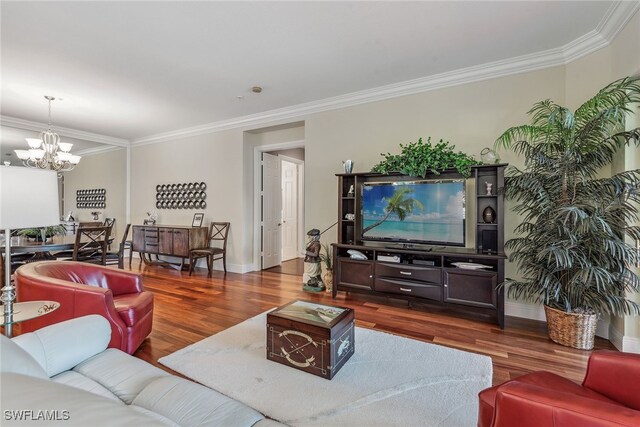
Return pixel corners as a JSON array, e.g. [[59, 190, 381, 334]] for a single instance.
[[192, 213, 204, 227]]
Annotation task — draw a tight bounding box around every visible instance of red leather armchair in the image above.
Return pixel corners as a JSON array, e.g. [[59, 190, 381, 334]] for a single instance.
[[478, 351, 640, 427], [15, 261, 153, 354]]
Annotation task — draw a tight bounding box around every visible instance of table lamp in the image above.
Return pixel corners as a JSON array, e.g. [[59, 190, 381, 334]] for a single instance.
[[0, 166, 59, 336]]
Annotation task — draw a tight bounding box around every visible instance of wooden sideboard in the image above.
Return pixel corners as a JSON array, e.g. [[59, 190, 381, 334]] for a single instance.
[[132, 225, 208, 269]]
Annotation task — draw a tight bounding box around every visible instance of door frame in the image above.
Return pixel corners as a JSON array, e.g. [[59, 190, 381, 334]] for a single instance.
[[253, 140, 305, 271]]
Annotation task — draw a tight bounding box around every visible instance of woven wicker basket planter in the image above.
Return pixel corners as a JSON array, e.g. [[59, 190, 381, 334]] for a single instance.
[[544, 305, 597, 350]]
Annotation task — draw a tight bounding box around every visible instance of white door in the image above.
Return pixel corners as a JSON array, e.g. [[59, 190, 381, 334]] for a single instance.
[[281, 159, 298, 261], [262, 152, 282, 269]]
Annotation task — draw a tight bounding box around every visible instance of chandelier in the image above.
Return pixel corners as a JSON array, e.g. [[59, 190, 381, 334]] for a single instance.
[[14, 96, 81, 171]]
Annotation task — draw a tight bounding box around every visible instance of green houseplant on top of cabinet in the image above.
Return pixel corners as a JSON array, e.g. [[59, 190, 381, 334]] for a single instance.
[[371, 137, 478, 178], [496, 76, 640, 349]]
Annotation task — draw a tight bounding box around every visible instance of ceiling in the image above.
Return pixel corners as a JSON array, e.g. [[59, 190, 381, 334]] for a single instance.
[[0, 1, 634, 156]]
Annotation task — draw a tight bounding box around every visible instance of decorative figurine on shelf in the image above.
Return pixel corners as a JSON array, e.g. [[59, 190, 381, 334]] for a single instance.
[[144, 210, 158, 225], [482, 206, 496, 223], [347, 184, 355, 196], [303, 228, 325, 293], [91, 211, 101, 221], [345, 213, 355, 220], [485, 182, 493, 196]]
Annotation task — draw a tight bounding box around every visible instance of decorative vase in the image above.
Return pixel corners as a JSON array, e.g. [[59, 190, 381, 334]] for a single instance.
[[482, 206, 496, 223], [544, 305, 597, 350], [480, 147, 500, 164], [343, 160, 353, 174], [323, 270, 333, 292]]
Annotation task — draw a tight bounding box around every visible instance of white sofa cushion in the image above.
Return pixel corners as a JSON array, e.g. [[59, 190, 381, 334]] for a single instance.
[[52, 371, 121, 402], [2, 373, 175, 427], [0, 335, 47, 379], [12, 314, 110, 377], [132, 376, 265, 427], [129, 406, 181, 426], [73, 348, 168, 404]]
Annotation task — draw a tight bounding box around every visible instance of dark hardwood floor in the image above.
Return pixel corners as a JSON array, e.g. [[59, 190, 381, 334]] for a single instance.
[[130, 263, 616, 386], [262, 257, 304, 275]]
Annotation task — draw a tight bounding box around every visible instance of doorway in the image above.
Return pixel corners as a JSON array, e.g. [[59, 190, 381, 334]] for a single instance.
[[254, 143, 305, 272]]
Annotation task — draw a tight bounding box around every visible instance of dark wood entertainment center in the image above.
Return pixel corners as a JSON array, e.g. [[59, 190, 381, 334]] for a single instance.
[[331, 164, 507, 328]]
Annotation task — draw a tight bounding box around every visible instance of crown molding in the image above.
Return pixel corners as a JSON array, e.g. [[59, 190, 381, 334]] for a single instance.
[[75, 144, 125, 156], [131, 2, 637, 146], [598, 0, 640, 42], [0, 115, 129, 147], [562, 29, 609, 63]]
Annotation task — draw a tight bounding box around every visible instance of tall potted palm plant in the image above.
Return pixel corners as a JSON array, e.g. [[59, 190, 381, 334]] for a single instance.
[[496, 76, 640, 349]]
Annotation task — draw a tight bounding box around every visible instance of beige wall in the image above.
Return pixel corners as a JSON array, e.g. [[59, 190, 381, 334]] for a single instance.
[[63, 148, 127, 239], [130, 130, 247, 270]]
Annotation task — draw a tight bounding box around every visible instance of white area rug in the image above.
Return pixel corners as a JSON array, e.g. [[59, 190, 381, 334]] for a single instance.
[[159, 311, 492, 427]]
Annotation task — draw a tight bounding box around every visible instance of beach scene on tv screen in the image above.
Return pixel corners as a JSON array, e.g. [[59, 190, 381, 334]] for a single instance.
[[362, 180, 465, 244]]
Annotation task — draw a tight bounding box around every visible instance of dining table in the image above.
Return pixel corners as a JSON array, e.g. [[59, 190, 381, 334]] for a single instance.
[[1, 234, 114, 261], [2, 234, 77, 254]]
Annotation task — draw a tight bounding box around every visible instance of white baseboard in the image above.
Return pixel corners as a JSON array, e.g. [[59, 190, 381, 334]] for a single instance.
[[185, 258, 253, 274], [606, 325, 640, 354], [227, 263, 254, 274], [622, 335, 640, 354], [504, 301, 545, 321]]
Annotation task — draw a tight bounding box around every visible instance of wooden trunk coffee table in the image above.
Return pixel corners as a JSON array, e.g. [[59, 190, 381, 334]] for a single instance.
[[266, 300, 354, 380]]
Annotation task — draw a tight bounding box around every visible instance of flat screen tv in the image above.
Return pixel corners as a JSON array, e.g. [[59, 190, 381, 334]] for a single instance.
[[361, 179, 465, 246]]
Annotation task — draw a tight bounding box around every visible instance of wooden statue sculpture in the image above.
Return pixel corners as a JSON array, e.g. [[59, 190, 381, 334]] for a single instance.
[[303, 229, 325, 292]]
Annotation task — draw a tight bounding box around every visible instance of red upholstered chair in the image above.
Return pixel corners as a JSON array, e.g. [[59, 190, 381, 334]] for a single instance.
[[478, 351, 640, 427], [15, 261, 153, 354]]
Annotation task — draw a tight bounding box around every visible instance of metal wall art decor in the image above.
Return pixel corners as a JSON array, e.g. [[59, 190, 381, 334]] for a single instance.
[[155, 182, 207, 210], [77, 188, 106, 209]]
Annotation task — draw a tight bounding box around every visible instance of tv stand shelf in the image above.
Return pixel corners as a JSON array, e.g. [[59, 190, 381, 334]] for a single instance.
[[332, 165, 507, 328], [331, 243, 505, 327]]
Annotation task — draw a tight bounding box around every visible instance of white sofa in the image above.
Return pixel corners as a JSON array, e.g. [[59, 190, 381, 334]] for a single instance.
[[0, 315, 284, 426]]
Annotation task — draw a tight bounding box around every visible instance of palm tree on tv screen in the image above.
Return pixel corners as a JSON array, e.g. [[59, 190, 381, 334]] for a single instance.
[[362, 187, 424, 235]]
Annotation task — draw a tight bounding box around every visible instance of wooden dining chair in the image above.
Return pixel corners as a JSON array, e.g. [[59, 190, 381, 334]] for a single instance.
[[189, 222, 230, 277], [78, 221, 102, 228], [70, 226, 111, 265], [103, 218, 116, 249], [104, 224, 132, 269]]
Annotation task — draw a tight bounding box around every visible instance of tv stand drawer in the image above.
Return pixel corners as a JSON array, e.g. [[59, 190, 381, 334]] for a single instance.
[[374, 278, 442, 301], [376, 263, 441, 284]]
